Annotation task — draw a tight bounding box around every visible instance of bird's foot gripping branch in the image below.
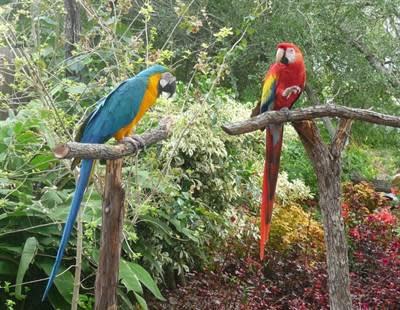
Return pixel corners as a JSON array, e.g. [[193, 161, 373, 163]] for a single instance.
[[222, 104, 400, 310], [53, 117, 173, 161]]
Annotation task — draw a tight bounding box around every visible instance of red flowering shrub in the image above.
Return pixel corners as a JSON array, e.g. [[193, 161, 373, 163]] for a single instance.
[[343, 183, 400, 308], [150, 183, 399, 309], [342, 182, 386, 211]]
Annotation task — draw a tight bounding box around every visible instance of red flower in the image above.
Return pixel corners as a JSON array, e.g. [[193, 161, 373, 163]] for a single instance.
[[369, 208, 396, 225], [341, 203, 350, 219], [349, 228, 361, 240]]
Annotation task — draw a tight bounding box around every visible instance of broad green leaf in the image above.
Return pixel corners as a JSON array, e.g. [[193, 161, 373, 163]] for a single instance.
[[15, 237, 39, 300], [117, 288, 134, 310], [134, 292, 148, 310], [41, 188, 68, 209], [47, 288, 71, 310], [128, 262, 165, 301], [0, 244, 22, 255], [36, 257, 74, 304], [119, 259, 142, 294], [66, 55, 91, 73], [38, 16, 58, 25], [181, 228, 200, 243], [30, 154, 54, 170], [66, 84, 86, 95], [0, 261, 17, 276], [140, 215, 174, 237]]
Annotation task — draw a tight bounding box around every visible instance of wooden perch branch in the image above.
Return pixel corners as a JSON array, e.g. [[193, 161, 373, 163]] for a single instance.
[[53, 118, 173, 160], [222, 105, 400, 135]]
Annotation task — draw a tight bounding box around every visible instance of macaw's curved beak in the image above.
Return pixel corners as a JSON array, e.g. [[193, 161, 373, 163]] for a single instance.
[[276, 47, 288, 64], [159, 72, 176, 98]]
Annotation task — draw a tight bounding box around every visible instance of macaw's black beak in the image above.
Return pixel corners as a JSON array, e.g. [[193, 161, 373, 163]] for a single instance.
[[159, 72, 176, 98], [280, 50, 289, 65], [164, 79, 176, 98]]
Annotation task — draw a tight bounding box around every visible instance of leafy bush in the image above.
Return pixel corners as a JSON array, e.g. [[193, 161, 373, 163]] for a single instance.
[[152, 183, 400, 309], [125, 83, 265, 283], [342, 144, 378, 181], [270, 204, 324, 257], [342, 182, 400, 308], [342, 181, 385, 216], [280, 125, 317, 193]]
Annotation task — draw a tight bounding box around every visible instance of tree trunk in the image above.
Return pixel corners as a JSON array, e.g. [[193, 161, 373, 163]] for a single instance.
[[95, 159, 125, 310], [293, 120, 352, 310], [64, 0, 80, 60], [317, 160, 352, 310]]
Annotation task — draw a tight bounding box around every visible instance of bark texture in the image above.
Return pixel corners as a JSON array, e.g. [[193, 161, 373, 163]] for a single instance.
[[221, 104, 400, 135], [64, 0, 80, 60], [53, 118, 173, 160], [95, 159, 125, 310], [293, 120, 352, 310]]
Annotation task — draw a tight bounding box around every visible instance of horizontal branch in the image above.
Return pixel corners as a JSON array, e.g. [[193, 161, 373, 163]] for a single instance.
[[222, 105, 400, 135], [53, 118, 173, 160]]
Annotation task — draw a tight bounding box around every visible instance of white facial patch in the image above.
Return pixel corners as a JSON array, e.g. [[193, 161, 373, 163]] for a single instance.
[[160, 91, 175, 99], [160, 78, 168, 88], [285, 48, 296, 63], [276, 48, 285, 63]]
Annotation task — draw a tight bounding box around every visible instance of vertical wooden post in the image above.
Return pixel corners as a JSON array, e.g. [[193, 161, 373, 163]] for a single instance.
[[95, 159, 125, 310], [293, 120, 353, 310]]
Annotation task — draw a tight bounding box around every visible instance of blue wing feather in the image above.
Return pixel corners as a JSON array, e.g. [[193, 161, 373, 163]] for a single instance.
[[81, 77, 147, 143]]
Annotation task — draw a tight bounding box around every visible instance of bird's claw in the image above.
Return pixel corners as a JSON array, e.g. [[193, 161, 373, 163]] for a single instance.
[[282, 85, 301, 98], [120, 136, 146, 149]]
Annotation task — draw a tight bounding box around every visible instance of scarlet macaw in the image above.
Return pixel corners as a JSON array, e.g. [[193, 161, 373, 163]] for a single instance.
[[253, 43, 306, 260], [42, 65, 176, 300]]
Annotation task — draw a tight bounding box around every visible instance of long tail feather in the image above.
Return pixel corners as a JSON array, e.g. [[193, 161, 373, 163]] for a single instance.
[[260, 124, 283, 260], [42, 159, 94, 300]]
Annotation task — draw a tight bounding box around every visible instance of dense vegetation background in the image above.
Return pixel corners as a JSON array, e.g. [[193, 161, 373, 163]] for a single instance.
[[0, 0, 399, 309]]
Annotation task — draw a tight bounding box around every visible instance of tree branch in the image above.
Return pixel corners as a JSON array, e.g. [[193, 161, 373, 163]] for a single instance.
[[350, 38, 400, 89], [53, 118, 173, 160], [330, 119, 353, 157], [221, 105, 400, 135]]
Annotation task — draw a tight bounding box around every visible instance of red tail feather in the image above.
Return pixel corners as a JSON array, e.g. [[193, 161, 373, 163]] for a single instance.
[[260, 125, 283, 260]]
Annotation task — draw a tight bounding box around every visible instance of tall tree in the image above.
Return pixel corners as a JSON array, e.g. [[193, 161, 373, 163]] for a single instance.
[[64, 0, 80, 61]]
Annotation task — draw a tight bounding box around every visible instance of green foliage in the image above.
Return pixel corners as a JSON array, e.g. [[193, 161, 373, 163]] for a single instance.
[[280, 125, 317, 192], [1, 0, 399, 308], [343, 143, 378, 181], [15, 237, 38, 300], [270, 204, 324, 257], [119, 259, 165, 309]]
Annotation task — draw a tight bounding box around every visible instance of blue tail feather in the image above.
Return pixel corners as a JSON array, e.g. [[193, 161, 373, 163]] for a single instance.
[[42, 159, 94, 301]]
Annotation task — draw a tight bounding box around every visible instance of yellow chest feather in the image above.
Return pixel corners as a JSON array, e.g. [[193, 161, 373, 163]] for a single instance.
[[114, 73, 161, 140]]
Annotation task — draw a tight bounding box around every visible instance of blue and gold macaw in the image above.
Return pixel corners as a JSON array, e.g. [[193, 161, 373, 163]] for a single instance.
[[42, 65, 176, 300]]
